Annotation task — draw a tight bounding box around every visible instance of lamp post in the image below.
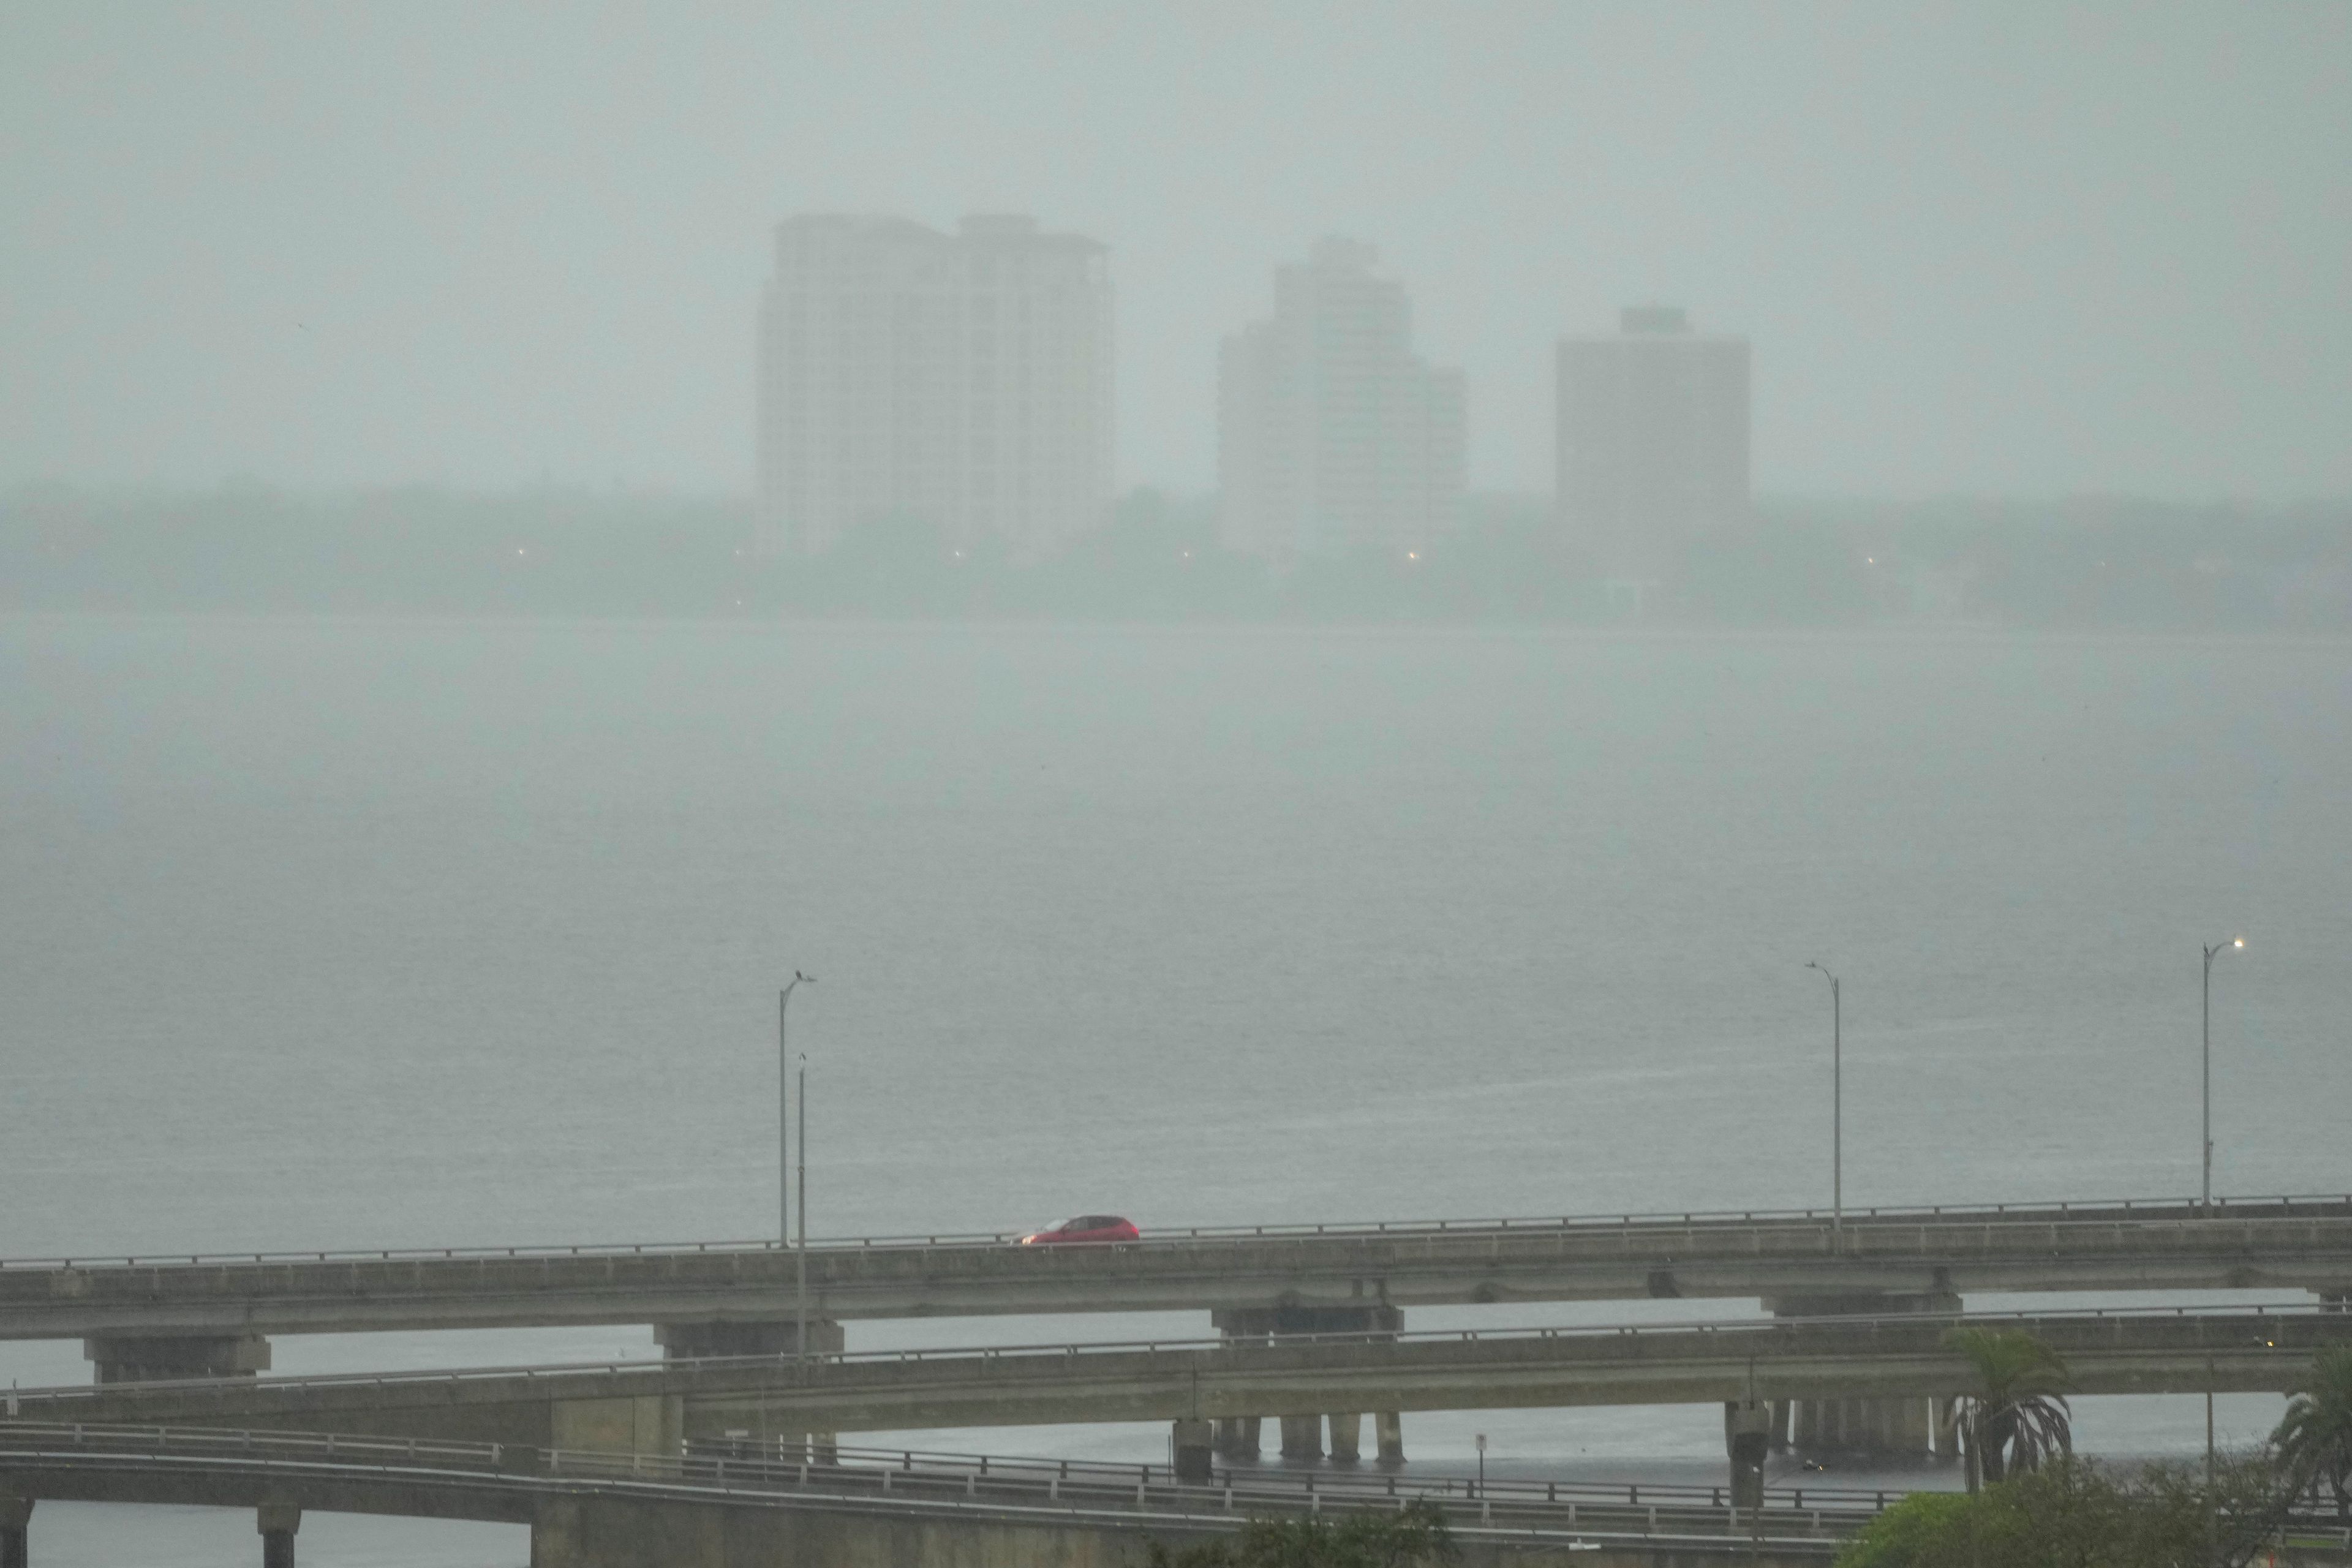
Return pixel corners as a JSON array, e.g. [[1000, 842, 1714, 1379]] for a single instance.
[[796, 1052, 810, 1360], [2195, 927, 2244, 1542], [1474, 1433, 1487, 1498], [780, 972, 814, 1355], [2200, 938, 2241, 1212], [1806, 962, 1842, 1232]]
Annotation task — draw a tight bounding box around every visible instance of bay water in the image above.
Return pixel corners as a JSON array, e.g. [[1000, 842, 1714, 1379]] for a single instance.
[[4, 614, 2346, 1563]]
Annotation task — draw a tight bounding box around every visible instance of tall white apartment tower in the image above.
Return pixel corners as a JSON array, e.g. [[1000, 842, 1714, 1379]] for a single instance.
[[1556, 306, 1750, 578], [1218, 238, 1465, 562], [756, 213, 1112, 558]]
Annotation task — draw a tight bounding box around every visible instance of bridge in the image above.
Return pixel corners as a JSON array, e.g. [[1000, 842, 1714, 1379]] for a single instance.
[[0, 1422, 1883, 1567], [9, 1305, 2346, 1500], [9, 1195, 2350, 1390]]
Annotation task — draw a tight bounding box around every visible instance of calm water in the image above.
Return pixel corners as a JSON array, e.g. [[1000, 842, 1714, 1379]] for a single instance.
[[4, 614, 2346, 1564]]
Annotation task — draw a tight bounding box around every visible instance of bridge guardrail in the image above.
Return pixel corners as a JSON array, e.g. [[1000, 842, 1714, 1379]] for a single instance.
[[0, 1419, 1893, 1522], [6, 1191, 2348, 1273], [12, 1422, 2351, 1552], [8, 1422, 2351, 1550], [4, 1302, 2343, 1404]]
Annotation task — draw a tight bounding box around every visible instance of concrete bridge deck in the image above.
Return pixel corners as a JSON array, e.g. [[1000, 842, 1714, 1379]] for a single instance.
[[7, 1196, 2350, 1352], [8, 1307, 2346, 1453], [0, 1424, 1864, 1567]]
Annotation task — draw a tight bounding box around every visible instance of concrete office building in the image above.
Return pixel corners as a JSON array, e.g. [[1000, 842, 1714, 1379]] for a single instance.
[[1218, 239, 1465, 562], [1556, 306, 1750, 579], [755, 213, 1112, 558]]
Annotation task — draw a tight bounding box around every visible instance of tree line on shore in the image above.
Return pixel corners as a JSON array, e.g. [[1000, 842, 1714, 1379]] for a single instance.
[[5, 483, 2349, 628]]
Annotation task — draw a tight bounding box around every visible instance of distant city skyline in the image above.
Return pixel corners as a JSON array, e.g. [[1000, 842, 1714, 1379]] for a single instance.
[[2, 8, 2344, 499]]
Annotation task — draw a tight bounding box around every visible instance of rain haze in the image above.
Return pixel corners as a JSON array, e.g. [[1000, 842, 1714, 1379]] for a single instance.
[[2, 7, 2351, 1567], [3, 4, 2349, 497]]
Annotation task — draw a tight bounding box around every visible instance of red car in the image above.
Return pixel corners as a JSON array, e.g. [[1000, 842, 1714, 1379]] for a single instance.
[[1019, 1214, 1140, 1245]]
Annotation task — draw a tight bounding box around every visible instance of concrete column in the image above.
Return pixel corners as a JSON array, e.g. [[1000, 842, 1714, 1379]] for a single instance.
[[1767, 1291, 1959, 1458], [1933, 1398, 1962, 1460], [84, 1333, 270, 1384], [1724, 1400, 1772, 1512], [1326, 1412, 1362, 1463], [551, 1393, 684, 1458], [1374, 1410, 1404, 1465], [1213, 1303, 1400, 1468], [654, 1319, 843, 1360], [1172, 1419, 1215, 1483], [257, 1502, 299, 1568], [1767, 1400, 1792, 1453], [1, 1494, 30, 1568], [1213, 1416, 1261, 1458]]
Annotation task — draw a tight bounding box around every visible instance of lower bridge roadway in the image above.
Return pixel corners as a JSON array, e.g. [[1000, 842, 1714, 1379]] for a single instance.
[[0, 1422, 1877, 1568], [6, 1305, 2345, 1498]]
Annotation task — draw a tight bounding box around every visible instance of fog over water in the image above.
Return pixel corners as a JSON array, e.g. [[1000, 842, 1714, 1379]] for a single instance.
[[4, 5, 2350, 1564], [3, 614, 2346, 1562]]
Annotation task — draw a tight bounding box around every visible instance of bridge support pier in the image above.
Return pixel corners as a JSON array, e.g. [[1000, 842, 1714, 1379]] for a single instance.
[[1172, 1419, 1215, 1483], [1791, 1393, 1940, 1453], [1, 1494, 29, 1568], [1278, 1414, 1324, 1460], [83, 1333, 270, 1384], [654, 1319, 843, 1360], [657, 1320, 842, 1464], [1724, 1398, 1772, 1512], [1213, 1416, 1261, 1458], [1214, 1305, 1403, 1466], [1768, 1291, 1959, 1460], [257, 1501, 299, 1568]]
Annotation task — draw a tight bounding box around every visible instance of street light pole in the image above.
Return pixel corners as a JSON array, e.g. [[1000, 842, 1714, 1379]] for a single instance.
[[796, 1053, 809, 1360], [780, 973, 813, 1243], [2200, 938, 2241, 1212], [1806, 962, 1842, 1232], [779, 971, 814, 1355]]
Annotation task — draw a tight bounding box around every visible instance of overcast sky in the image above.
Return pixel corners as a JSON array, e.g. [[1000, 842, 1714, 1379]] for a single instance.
[[3, 3, 2346, 500]]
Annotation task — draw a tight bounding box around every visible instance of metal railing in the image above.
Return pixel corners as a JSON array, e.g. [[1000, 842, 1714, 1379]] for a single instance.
[[6, 1191, 2346, 1273], [8, 1421, 2351, 1551], [0, 1420, 1883, 1537], [6, 1302, 2340, 1404]]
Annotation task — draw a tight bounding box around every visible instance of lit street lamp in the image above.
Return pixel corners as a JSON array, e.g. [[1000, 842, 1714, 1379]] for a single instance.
[[2201, 938, 2242, 1212], [1805, 961, 1842, 1232]]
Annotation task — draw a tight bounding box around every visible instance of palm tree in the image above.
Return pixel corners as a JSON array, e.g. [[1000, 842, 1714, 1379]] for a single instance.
[[2274, 1344, 2352, 1521], [1945, 1326, 2073, 1492]]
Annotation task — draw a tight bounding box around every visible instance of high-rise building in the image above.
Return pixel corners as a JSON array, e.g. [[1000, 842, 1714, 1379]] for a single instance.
[[755, 213, 1112, 558], [1556, 307, 1749, 579], [1218, 238, 1464, 562]]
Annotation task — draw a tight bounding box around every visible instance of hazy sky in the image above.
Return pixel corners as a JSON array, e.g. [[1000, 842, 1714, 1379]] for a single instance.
[[3, 3, 2346, 500]]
